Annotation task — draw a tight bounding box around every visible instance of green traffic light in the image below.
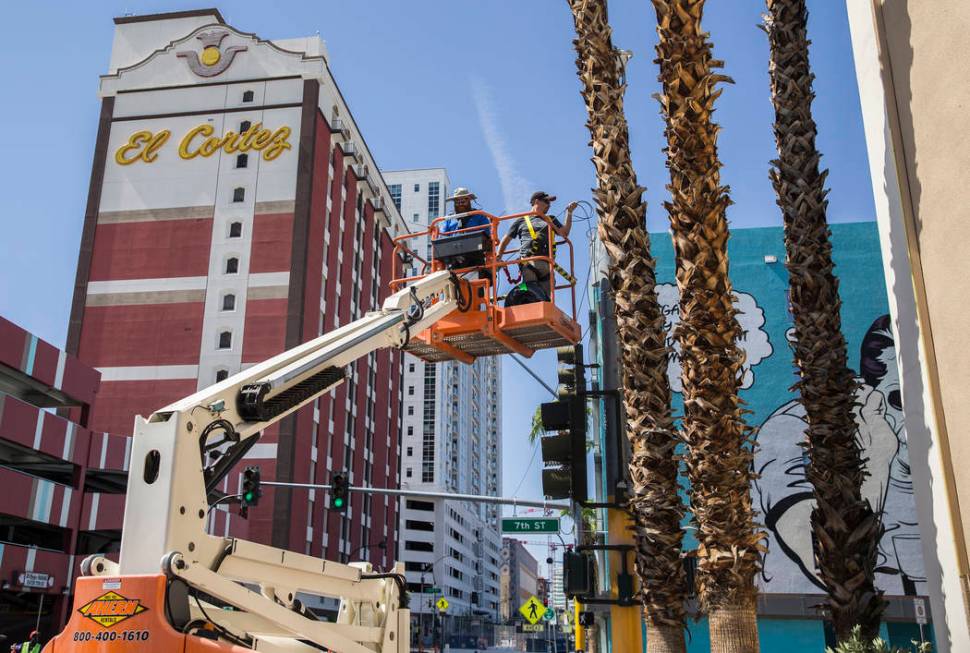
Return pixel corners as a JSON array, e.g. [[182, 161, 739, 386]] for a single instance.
[[244, 491, 254, 502], [334, 497, 344, 508]]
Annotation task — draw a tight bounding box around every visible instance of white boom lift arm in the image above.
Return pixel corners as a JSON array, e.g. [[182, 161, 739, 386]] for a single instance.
[[79, 271, 460, 653]]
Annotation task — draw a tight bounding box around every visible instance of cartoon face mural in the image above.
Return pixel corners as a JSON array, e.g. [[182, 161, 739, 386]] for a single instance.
[[656, 283, 773, 392], [753, 315, 925, 596]]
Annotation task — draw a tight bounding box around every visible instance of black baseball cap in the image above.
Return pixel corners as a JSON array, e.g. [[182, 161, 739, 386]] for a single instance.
[[530, 191, 557, 204]]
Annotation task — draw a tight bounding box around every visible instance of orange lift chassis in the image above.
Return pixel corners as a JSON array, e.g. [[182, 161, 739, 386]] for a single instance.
[[44, 218, 580, 652]]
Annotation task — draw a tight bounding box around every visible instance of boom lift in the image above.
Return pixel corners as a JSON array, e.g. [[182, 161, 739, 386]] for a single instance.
[[43, 212, 580, 652]]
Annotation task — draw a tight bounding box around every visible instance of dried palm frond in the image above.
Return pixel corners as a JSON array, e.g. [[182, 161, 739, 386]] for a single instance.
[[652, 1, 764, 651], [764, 0, 886, 642], [567, 1, 687, 650]]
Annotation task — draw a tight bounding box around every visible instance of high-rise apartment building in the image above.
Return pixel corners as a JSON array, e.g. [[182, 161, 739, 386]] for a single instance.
[[500, 538, 539, 621], [383, 169, 503, 627], [66, 9, 406, 567]]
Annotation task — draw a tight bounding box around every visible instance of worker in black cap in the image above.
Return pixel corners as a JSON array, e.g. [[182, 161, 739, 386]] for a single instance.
[[497, 191, 577, 295]]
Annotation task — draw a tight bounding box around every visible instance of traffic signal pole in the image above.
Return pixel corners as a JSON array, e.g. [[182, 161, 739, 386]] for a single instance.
[[261, 481, 570, 510]]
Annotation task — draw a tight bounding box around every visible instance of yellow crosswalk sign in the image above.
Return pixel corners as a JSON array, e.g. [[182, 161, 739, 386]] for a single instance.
[[519, 595, 546, 625], [436, 597, 449, 612]]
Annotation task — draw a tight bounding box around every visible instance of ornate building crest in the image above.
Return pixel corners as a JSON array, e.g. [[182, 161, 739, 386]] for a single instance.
[[177, 30, 247, 77]]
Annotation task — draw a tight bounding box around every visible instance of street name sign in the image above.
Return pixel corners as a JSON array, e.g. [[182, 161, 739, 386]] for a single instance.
[[422, 586, 441, 593], [519, 595, 547, 625], [502, 518, 560, 534]]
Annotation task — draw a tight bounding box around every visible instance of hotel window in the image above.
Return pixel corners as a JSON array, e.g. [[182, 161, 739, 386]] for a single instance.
[[412, 213, 419, 223], [222, 293, 236, 311], [407, 426, 414, 436], [215, 369, 229, 382], [242, 90, 254, 103], [413, 183, 420, 192], [407, 405, 414, 416], [406, 468, 413, 478], [408, 385, 414, 396], [233, 187, 245, 203], [388, 184, 402, 211], [409, 363, 415, 373], [240, 120, 252, 133], [428, 181, 440, 219], [218, 331, 232, 350], [228, 222, 242, 238], [407, 447, 413, 456], [236, 153, 248, 169], [225, 257, 239, 274]]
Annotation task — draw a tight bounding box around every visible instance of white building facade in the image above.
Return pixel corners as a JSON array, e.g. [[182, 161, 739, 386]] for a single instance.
[[383, 169, 503, 625]]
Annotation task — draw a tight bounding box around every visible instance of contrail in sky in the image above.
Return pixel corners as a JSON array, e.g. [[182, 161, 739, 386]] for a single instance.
[[471, 78, 534, 213]]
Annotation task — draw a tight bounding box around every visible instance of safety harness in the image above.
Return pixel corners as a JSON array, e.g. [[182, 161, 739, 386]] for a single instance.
[[523, 215, 576, 284]]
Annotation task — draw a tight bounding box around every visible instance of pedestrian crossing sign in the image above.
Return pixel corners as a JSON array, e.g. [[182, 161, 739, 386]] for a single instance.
[[436, 597, 449, 612], [519, 595, 546, 625]]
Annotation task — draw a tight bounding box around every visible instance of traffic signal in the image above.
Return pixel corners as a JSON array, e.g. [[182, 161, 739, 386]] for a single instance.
[[239, 466, 261, 517], [563, 550, 595, 598], [330, 472, 350, 512], [538, 345, 588, 502]]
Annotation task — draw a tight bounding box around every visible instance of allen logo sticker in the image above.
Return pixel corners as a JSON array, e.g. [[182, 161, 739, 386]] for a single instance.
[[77, 591, 147, 628]]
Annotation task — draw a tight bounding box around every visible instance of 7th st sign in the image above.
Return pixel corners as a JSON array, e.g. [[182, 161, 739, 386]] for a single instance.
[[501, 518, 560, 534]]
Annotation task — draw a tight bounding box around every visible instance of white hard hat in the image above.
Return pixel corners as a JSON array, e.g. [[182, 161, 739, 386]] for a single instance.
[[446, 187, 477, 203]]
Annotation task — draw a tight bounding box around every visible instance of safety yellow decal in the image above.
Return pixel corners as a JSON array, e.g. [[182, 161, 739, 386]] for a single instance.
[[77, 591, 147, 628]]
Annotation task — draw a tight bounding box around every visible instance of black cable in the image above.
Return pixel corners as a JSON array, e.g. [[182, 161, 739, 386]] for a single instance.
[[189, 589, 252, 648], [206, 492, 246, 515], [451, 273, 471, 312], [360, 572, 410, 609]]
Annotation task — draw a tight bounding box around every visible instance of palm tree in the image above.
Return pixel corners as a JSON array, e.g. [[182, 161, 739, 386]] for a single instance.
[[567, 1, 687, 651], [764, 0, 885, 641], [652, 1, 764, 651]]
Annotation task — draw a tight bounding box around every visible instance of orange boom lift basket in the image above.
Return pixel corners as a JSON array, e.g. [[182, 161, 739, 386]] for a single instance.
[[391, 210, 581, 363]]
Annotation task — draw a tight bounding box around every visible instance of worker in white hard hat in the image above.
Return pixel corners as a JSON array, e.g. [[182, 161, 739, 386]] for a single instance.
[[440, 187, 488, 234], [437, 187, 492, 280]]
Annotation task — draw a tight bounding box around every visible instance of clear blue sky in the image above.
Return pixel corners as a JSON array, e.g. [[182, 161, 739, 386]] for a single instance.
[[0, 1, 873, 568]]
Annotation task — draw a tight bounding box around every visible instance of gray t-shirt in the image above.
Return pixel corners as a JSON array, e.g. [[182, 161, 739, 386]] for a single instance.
[[507, 215, 562, 262]]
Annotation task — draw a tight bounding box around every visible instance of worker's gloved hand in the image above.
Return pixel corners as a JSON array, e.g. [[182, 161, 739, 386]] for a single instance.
[[566, 201, 579, 212]]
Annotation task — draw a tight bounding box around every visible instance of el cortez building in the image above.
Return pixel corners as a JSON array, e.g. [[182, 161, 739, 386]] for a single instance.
[[65, 9, 408, 567]]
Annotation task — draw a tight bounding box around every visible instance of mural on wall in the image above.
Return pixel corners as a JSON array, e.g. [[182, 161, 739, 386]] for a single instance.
[[652, 223, 926, 597], [753, 315, 925, 596], [656, 283, 773, 392]]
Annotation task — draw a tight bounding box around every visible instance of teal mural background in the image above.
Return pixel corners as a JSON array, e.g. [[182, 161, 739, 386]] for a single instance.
[[651, 221, 888, 427], [641, 222, 931, 651]]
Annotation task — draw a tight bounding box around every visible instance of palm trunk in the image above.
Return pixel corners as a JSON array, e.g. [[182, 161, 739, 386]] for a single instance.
[[708, 598, 760, 653], [645, 622, 687, 653], [567, 1, 687, 650], [652, 1, 763, 651], [764, 0, 886, 641]]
